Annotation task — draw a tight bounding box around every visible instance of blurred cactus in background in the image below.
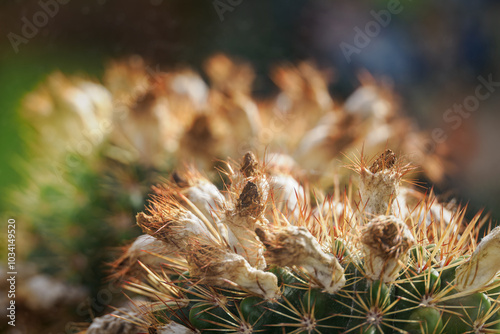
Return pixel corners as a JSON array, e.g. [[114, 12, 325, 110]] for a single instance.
[[3, 55, 478, 333]]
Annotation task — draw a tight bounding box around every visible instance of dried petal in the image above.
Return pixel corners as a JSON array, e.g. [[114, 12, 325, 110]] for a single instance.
[[136, 197, 215, 251], [359, 150, 408, 215], [187, 244, 279, 300], [257, 225, 346, 293], [455, 226, 500, 291]]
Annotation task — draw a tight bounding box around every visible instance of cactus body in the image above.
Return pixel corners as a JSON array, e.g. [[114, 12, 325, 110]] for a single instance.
[[99, 151, 500, 334]]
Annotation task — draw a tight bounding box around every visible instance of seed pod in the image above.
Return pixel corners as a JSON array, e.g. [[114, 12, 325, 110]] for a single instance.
[[361, 215, 415, 282]]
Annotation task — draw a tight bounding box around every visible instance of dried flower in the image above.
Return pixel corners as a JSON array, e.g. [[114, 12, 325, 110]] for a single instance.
[[136, 197, 217, 252], [187, 244, 279, 300], [256, 225, 346, 293], [361, 215, 415, 282]]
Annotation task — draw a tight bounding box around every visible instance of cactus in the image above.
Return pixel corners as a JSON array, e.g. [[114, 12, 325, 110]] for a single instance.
[[95, 150, 500, 334], [9, 55, 486, 333]]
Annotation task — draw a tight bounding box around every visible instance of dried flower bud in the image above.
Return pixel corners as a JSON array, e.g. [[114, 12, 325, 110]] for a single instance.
[[227, 153, 270, 215], [361, 215, 414, 282], [187, 244, 279, 300], [399, 187, 456, 229], [221, 181, 267, 269], [241, 152, 259, 177], [359, 150, 408, 215], [369, 149, 396, 173], [256, 225, 346, 293], [455, 226, 500, 291], [236, 181, 264, 218]]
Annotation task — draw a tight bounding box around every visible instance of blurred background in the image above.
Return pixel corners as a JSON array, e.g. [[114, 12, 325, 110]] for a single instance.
[[1, 0, 500, 333]]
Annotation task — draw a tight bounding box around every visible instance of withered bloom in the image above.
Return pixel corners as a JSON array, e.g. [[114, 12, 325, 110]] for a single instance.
[[361, 215, 414, 282], [187, 243, 279, 300], [256, 225, 346, 293]]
